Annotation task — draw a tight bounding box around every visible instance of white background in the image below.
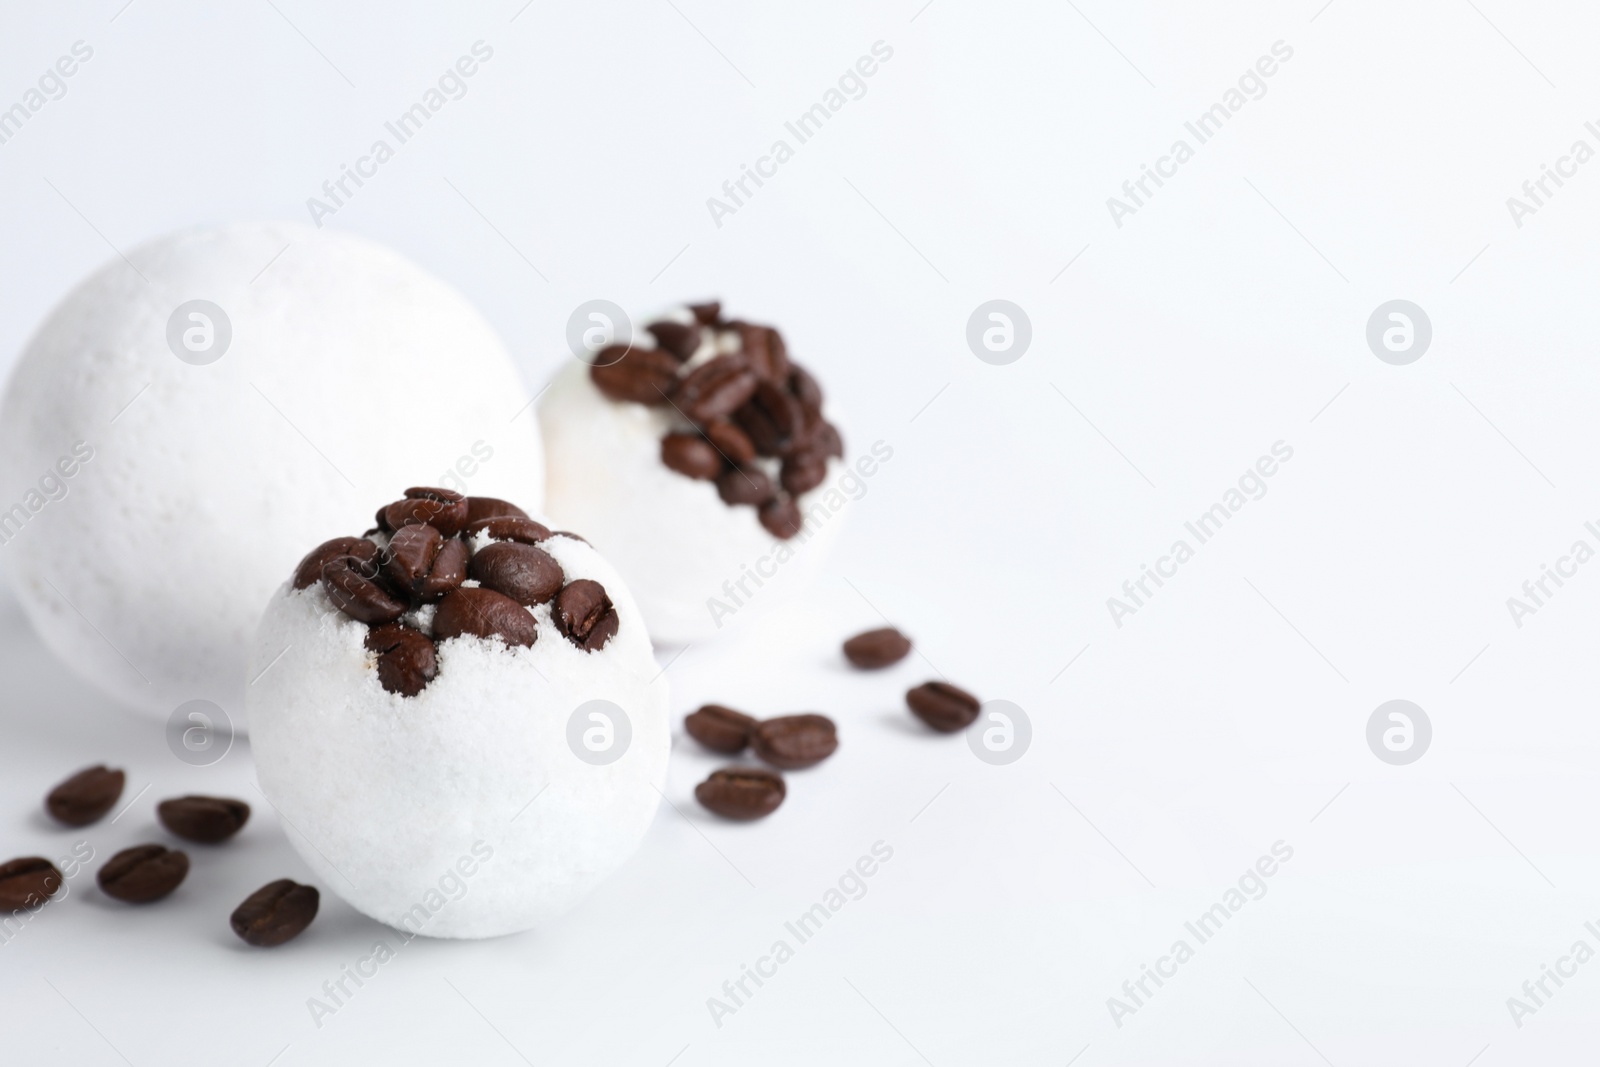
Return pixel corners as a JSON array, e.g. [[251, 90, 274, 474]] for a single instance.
[[2, 1, 1600, 1063]]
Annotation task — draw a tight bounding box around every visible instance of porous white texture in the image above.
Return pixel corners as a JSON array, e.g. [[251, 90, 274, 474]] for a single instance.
[[539, 356, 845, 644], [0, 223, 543, 721], [247, 532, 668, 939]]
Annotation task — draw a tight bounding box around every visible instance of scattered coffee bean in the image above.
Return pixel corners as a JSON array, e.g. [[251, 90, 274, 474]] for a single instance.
[[843, 627, 912, 669], [322, 557, 407, 624], [695, 767, 786, 820], [98, 845, 189, 903], [780, 453, 828, 495], [684, 705, 757, 754], [737, 323, 790, 384], [465, 496, 529, 524], [674, 354, 759, 423], [789, 364, 823, 409], [293, 536, 377, 591], [157, 796, 251, 843], [591, 346, 680, 405], [661, 433, 725, 480], [647, 320, 702, 360], [365, 623, 439, 696], [385, 487, 469, 538], [231, 879, 319, 947], [704, 419, 757, 465], [433, 587, 537, 648], [46, 765, 125, 826], [418, 537, 470, 601], [758, 497, 803, 539], [717, 467, 774, 506], [469, 541, 565, 606], [553, 579, 619, 652], [384, 522, 443, 594], [906, 682, 981, 732], [734, 380, 802, 457], [750, 714, 838, 769], [813, 421, 844, 459], [464, 515, 553, 545], [689, 301, 722, 325], [0, 857, 63, 910]]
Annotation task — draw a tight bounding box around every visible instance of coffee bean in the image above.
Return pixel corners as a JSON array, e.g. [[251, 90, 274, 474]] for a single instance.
[[293, 537, 378, 591], [98, 845, 189, 903], [695, 768, 785, 820], [737, 323, 790, 384], [780, 453, 828, 495], [418, 537, 470, 601], [674, 354, 759, 423], [434, 588, 537, 648], [689, 301, 722, 325], [789, 364, 823, 409], [364, 623, 439, 696], [46, 765, 125, 827], [157, 796, 251, 843], [465, 496, 529, 524], [464, 515, 553, 545], [384, 523, 443, 594], [684, 705, 757, 753], [385, 487, 469, 538], [906, 682, 980, 732], [661, 433, 724, 480], [373, 505, 394, 534], [647, 320, 702, 361], [843, 627, 912, 669], [469, 542, 565, 606], [750, 714, 837, 769], [717, 467, 774, 507], [591, 347, 681, 405], [704, 419, 757, 465], [553, 579, 619, 651], [0, 857, 63, 911], [733, 380, 802, 457], [813, 420, 844, 459], [758, 496, 803, 539], [322, 557, 406, 624], [231, 879, 319, 947]]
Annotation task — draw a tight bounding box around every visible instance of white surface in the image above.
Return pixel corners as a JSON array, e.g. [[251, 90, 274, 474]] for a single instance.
[[2, 1, 1600, 1065]]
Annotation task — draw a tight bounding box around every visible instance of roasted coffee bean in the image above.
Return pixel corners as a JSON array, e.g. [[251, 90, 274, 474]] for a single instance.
[[789, 364, 823, 409], [385, 487, 469, 538], [758, 496, 803, 539], [322, 557, 407, 624], [384, 523, 443, 593], [418, 537, 470, 601], [465, 496, 529, 524], [661, 433, 725, 480], [780, 453, 828, 495], [591, 346, 681, 405], [843, 627, 912, 669], [364, 623, 439, 696], [717, 466, 775, 506], [695, 768, 785, 820], [647, 321, 702, 361], [231, 879, 319, 947], [157, 796, 251, 843], [734, 323, 790, 383], [0, 857, 63, 910], [469, 542, 565, 606], [704, 419, 757, 465], [46, 765, 125, 827], [293, 536, 378, 590], [98, 845, 189, 903], [684, 705, 757, 754], [374, 505, 394, 534], [733, 380, 803, 457], [464, 515, 553, 545], [688, 301, 722, 325], [906, 682, 981, 732], [674, 354, 759, 423], [815, 420, 845, 459], [750, 714, 837, 769], [433, 587, 537, 648], [553, 579, 619, 651]]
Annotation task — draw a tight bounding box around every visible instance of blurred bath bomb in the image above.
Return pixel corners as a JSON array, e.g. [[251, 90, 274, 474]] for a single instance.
[[540, 302, 858, 644], [248, 491, 668, 937], [0, 223, 543, 722]]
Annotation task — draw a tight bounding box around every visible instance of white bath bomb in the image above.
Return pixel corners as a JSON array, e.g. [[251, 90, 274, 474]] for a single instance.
[[540, 307, 851, 644], [0, 223, 543, 721], [248, 505, 668, 938]]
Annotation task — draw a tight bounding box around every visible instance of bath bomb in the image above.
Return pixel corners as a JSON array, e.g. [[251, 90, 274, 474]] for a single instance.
[[540, 303, 850, 644], [247, 489, 668, 938], [0, 223, 543, 722]]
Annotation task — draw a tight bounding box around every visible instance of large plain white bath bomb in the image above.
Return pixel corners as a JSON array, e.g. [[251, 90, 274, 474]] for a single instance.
[[0, 223, 543, 722], [248, 495, 668, 938]]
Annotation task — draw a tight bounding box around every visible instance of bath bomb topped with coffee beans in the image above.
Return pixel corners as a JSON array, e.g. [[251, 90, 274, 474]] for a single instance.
[[0, 223, 543, 723], [247, 487, 668, 938], [540, 302, 850, 644]]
